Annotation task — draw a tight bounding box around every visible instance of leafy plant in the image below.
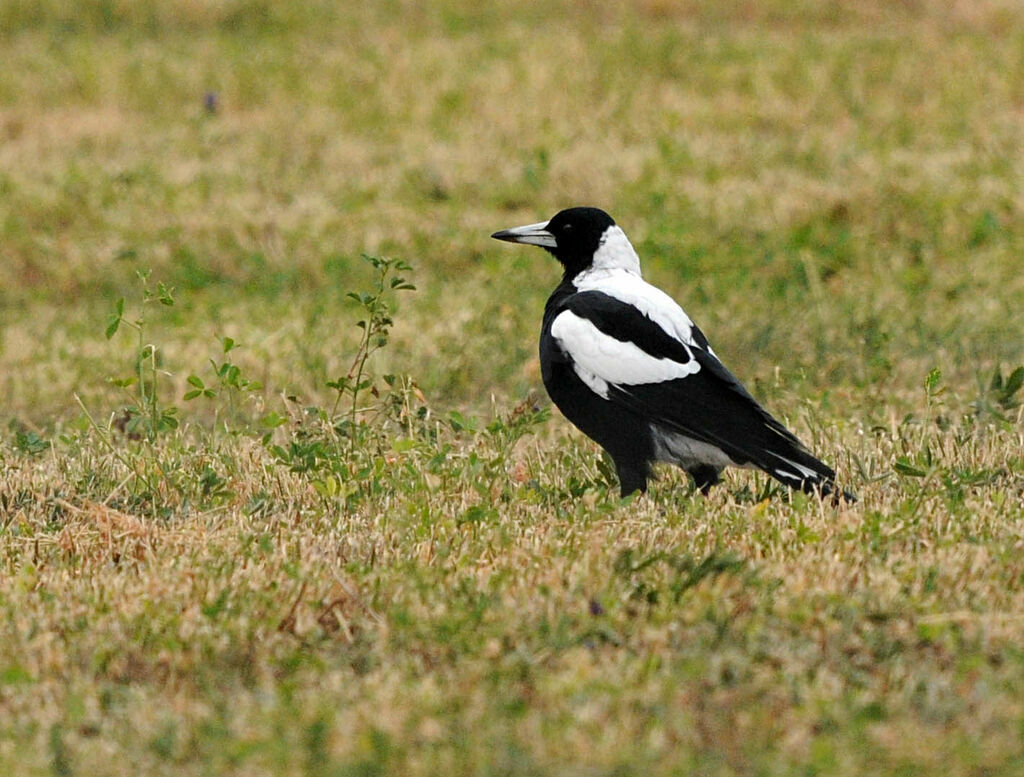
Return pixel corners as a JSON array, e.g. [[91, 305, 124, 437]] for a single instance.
[[266, 254, 420, 504], [613, 547, 749, 606], [104, 269, 179, 440], [184, 336, 264, 428], [10, 424, 50, 456], [972, 365, 1024, 422], [451, 399, 551, 504], [327, 254, 416, 445], [64, 269, 189, 514]]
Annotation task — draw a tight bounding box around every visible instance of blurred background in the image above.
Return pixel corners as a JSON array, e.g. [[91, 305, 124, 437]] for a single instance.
[[1, 0, 1022, 426]]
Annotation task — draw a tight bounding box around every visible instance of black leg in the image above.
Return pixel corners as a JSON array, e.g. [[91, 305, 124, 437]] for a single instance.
[[798, 477, 858, 505], [688, 465, 721, 496], [616, 465, 649, 497]]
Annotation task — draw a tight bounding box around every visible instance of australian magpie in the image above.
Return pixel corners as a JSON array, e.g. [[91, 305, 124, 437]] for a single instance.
[[492, 206, 854, 500]]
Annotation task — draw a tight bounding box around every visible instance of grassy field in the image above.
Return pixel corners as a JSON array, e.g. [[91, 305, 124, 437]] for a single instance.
[[2, 0, 1024, 774]]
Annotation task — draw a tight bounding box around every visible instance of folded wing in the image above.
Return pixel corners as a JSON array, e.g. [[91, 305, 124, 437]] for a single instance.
[[550, 291, 837, 492]]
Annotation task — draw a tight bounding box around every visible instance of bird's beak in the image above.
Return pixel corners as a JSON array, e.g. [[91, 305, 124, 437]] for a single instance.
[[491, 220, 557, 248]]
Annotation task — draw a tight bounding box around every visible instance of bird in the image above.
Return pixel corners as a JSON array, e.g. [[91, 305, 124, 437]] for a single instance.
[[491, 206, 854, 501]]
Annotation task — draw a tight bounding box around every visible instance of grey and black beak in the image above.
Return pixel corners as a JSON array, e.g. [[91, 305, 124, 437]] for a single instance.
[[491, 220, 557, 248]]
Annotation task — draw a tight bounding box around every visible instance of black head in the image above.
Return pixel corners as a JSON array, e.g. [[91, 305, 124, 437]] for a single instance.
[[492, 207, 617, 276]]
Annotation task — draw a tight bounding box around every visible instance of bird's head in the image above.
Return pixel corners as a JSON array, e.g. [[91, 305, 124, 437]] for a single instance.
[[492, 207, 641, 278]]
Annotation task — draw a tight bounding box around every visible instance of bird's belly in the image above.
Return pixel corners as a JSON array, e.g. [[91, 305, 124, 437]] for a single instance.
[[649, 426, 741, 470]]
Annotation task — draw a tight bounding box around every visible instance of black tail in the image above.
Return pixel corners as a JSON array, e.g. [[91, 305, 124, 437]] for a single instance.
[[759, 441, 856, 503]]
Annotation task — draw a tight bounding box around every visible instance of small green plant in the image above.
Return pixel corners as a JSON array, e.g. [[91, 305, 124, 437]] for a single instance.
[[924, 367, 944, 407], [183, 336, 264, 428], [265, 254, 419, 504], [612, 547, 749, 606], [104, 269, 179, 440], [893, 368, 947, 480], [327, 254, 416, 444], [972, 364, 1024, 422], [9, 424, 50, 456], [446, 399, 551, 504], [64, 269, 188, 514]]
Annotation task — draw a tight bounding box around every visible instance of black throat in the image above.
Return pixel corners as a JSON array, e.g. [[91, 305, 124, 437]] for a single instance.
[[542, 275, 579, 327]]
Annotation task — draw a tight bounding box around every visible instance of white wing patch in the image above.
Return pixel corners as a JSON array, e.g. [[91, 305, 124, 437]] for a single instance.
[[573, 268, 698, 348], [550, 310, 701, 400]]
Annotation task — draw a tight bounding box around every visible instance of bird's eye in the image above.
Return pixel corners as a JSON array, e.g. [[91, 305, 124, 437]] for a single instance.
[[562, 223, 573, 233]]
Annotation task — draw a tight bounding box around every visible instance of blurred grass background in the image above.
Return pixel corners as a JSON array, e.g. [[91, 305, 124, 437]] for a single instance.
[[2, 0, 1021, 425]]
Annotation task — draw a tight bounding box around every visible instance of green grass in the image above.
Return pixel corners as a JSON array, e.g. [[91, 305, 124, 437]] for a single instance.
[[2, 1, 1024, 774]]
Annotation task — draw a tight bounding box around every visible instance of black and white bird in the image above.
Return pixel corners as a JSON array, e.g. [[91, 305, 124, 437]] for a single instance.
[[492, 207, 853, 500]]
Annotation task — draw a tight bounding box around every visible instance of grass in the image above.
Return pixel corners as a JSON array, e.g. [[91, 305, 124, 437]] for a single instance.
[[1, 0, 1024, 774]]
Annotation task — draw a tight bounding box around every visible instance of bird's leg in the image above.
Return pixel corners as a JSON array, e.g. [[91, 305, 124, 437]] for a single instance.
[[801, 478, 858, 505], [616, 465, 649, 497], [688, 465, 721, 496]]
